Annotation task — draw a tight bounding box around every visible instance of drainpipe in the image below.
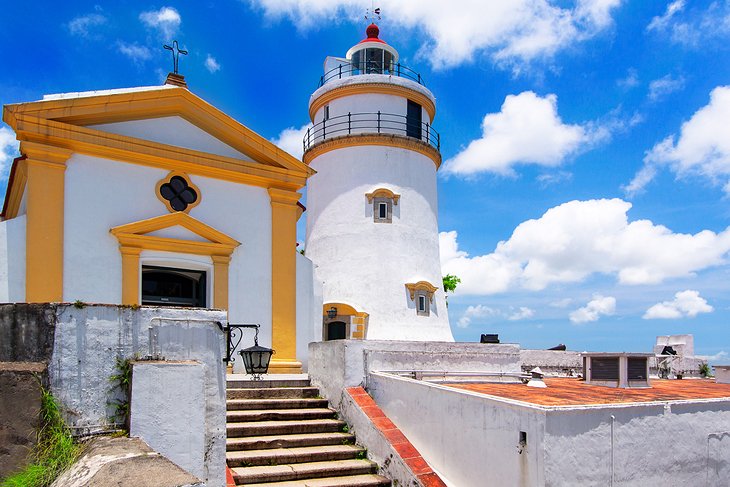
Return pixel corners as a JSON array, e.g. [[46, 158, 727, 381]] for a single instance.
[[610, 415, 615, 487]]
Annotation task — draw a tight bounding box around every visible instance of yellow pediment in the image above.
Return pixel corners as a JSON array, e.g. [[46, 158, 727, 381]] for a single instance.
[[3, 86, 314, 188], [110, 212, 240, 257]]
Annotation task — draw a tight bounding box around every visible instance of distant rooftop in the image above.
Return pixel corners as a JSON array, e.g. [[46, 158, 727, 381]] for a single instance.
[[447, 378, 730, 407]]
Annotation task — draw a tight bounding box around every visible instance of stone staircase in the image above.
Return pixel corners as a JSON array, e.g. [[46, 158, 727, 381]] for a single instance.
[[226, 376, 391, 487]]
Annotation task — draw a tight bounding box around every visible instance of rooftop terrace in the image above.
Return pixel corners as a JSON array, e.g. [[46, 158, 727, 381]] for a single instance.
[[447, 378, 730, 407]]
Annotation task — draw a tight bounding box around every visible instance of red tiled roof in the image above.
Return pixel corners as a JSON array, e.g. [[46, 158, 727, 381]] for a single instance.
[[446, 378, 730, 406]]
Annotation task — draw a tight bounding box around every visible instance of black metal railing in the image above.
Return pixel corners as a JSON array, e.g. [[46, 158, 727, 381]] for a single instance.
[[303, 111, 441, 153], [217, 322, 260, 364], [319, 61, 425, 88]]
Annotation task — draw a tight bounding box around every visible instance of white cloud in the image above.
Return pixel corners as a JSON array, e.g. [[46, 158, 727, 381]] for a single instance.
[[705, 351, 729, 363], [117, 42, 152, 63], [550, 298, 573, 308], [0, 126, 20, 179], [648, 74, 685, 101], [647, 0, 685, 33], [205, 55, 221, 73], [68, 11, 107, 37], [271, 124, 313, 160], [569, 294, 616, 323], [440, 198, 730, 295], [250, 0, 622, 70], [443, 92, 596, 176], [643, 289, 713, 319], [617, 68, 639, 89], [647, 0, 730, 46], [457, 304, 499, 328], [508, 307, 535, 321], [140, 6, 181, 38], [625, 86, 730, 196]]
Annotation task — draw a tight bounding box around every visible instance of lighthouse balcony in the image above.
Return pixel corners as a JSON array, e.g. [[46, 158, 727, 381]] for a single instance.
[[319, 60, 426, 88], [302, 111, 441, 154]]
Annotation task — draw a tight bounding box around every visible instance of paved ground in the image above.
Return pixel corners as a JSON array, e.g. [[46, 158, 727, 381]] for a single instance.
[[446, 378, 730, 406]]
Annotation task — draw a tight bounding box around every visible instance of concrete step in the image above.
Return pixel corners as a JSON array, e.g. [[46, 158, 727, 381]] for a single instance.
[[227, 387, 320, 400], [231, 459, 379, 484], [227, 398, 329, 410], [227, 432, 356, 451], [227, 378, 312, 389], [227, 408, 336, 423], [227, 444, 365, 467], [241, 474, 391, 487], [227, 419, 347, 438]]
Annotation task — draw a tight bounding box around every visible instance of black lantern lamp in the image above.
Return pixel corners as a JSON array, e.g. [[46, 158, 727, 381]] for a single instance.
[[326, 306, 338, 319], [238, 326, 274, 380]]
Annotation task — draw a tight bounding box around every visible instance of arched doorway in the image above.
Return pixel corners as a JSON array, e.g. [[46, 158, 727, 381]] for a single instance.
[[322, 303, 369, 341]]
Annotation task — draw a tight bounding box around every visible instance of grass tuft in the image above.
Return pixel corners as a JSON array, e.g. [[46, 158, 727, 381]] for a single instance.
[[1, 387, 80, 487]]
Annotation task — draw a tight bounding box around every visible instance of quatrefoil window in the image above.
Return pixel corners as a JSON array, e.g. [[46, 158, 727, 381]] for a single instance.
[[156, 172, 201, 213]]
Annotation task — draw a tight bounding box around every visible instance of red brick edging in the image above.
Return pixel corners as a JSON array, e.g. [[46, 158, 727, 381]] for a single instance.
[[226, 465, 236, 486], [346, 387, 447, 487]]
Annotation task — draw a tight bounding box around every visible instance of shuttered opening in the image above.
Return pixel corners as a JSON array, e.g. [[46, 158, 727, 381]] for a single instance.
[[627, 357, 648, 380], [591, 357, 620, 380]]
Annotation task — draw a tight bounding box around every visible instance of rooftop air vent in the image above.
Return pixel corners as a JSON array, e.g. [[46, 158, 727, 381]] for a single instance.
[[582, 353, 652, 388]]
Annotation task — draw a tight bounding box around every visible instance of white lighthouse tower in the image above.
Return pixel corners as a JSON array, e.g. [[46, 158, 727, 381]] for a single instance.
[[304, 23, 454, 342]]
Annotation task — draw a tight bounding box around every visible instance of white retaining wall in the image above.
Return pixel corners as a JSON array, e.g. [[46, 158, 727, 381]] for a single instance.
[[308, 340, 521, 408], [48, 305, 226, 487], [0, 215, 26, 302]]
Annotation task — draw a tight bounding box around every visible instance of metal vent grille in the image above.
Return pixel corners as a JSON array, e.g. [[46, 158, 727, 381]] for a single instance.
[[627, 357, 648, 380], [591, 357, 620, 380]]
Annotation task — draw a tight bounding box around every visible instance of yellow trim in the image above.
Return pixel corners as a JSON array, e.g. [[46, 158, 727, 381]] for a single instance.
[[268, 188, 302, 373], [4, 87, 313, 175], [309, 82, 436, 122], [303, 134, 441, 168], [322, 303, 369, 340], [3, 159, 27, 220], [155, 171, 202, 214], [405, 281, 439, 302], [110, 213, 240, 309], [23, 142, 72, 302], [366, 188, 400, 205], [11, 114, 309, 191]]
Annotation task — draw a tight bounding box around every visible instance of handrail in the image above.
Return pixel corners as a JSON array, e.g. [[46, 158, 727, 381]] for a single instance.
[[303, 111, 440, 153], [319, 61, 425, 88]]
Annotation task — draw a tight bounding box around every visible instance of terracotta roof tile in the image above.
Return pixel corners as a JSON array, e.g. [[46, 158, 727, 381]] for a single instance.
[[446, 378, 730, 406]]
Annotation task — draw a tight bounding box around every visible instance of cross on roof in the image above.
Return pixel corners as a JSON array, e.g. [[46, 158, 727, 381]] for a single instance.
[[163, 40, 188, 75]]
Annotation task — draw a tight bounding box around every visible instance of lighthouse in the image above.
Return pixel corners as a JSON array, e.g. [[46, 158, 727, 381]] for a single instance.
[[304, 24, 454, 342]]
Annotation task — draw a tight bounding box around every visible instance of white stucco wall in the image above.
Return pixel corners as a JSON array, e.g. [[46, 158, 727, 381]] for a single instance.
[[62, 150, 273, 347], [89, 116, 252, 161], [368, 372, 546, 487], [306, 144, 452, 341], [0, 216, 26, 302], [308, 340, 521, 408], [295, 253, 322, 372], [130, 361, 206, 480], [543, 400, 730, 486], [48, 305, 227, 487]]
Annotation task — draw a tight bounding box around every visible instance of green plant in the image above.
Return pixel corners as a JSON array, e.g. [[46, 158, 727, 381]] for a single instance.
[[340, 424, 349, 433], [442, 274, 461, 293], [699, 362, 712, 378], [355, 449, 368, 460], [109, 356, 134, 430], [72, 300, 86, 309], [442, 274, 461, 307], [1, 386, 80, 487]]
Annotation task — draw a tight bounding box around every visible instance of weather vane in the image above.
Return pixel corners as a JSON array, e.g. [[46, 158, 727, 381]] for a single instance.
[[365, 1, 381, 21], [163, 40, 188, 74]]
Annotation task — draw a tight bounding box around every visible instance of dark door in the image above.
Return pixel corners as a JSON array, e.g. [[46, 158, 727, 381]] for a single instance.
[[406, 100, 422, 139], [141, 266, 207, 307], [326, 321, 347, 340]]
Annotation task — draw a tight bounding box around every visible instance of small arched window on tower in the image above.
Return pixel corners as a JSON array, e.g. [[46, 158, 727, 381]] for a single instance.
[[405, 281, 438, 316], [366, 188, 400, 223]]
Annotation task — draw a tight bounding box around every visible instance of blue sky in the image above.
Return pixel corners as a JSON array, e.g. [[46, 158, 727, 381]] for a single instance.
[[2, 1, 730, 360]]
